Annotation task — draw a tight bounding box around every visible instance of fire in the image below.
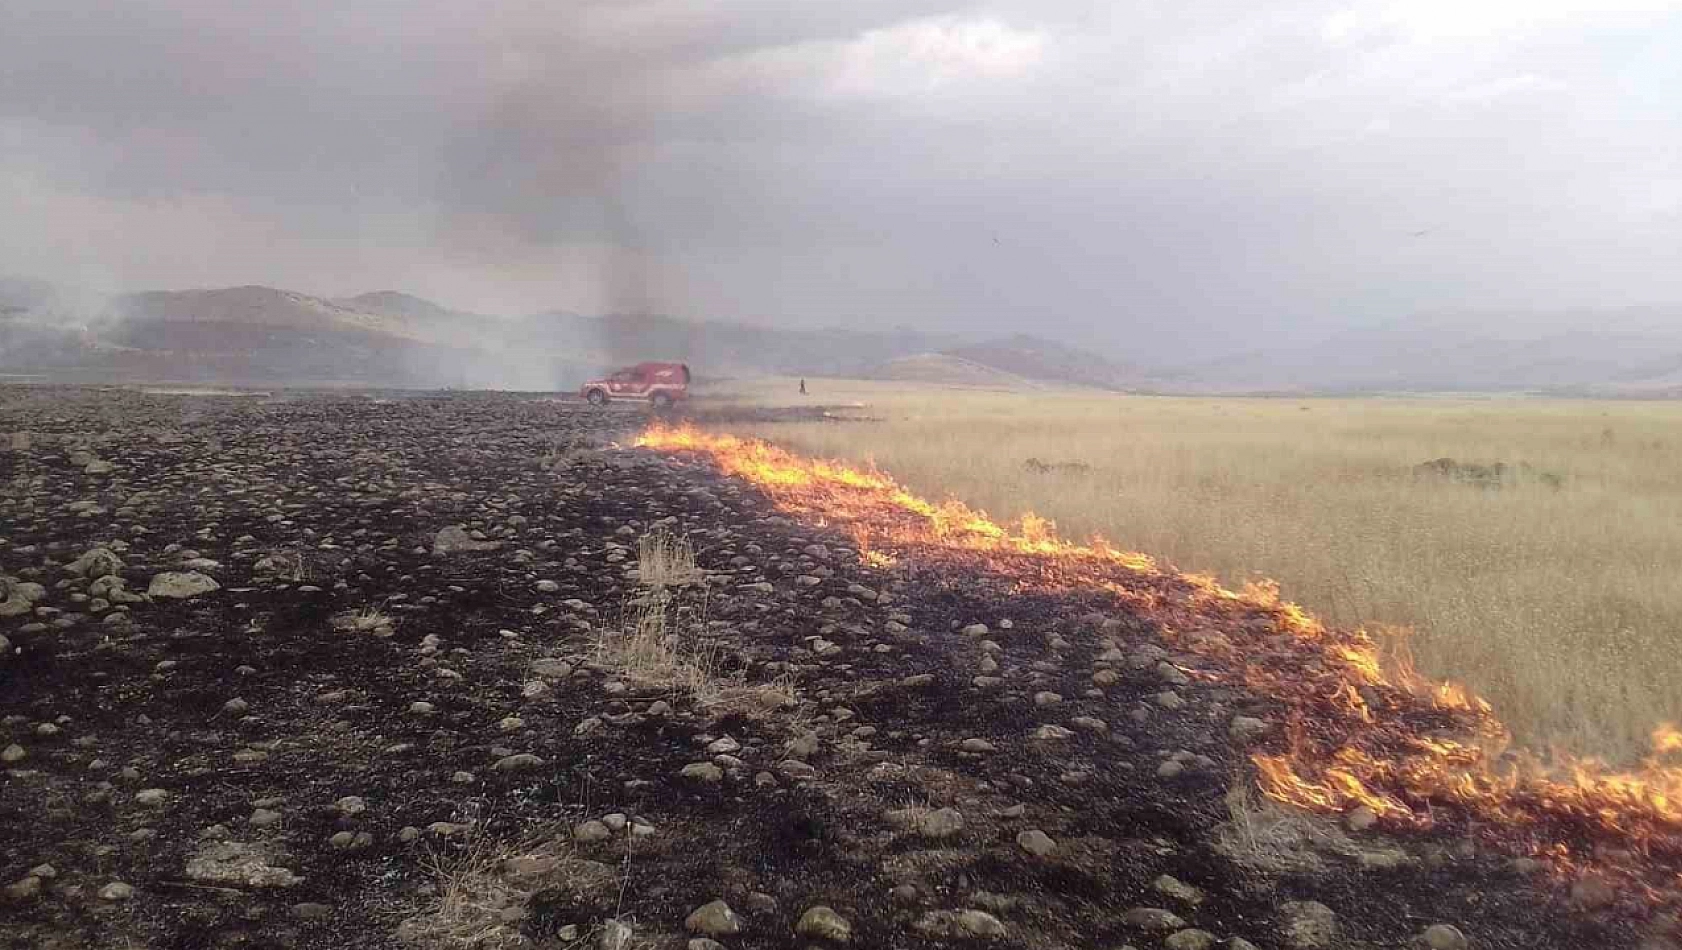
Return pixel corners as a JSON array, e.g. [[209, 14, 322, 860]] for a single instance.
[[637, 423, 1682, 901]]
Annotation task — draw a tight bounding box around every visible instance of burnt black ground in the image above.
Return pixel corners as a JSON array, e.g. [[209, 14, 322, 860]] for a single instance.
[[0, 387, 1658, 950]]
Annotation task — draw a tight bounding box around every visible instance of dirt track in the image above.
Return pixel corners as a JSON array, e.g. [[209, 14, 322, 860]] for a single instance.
[[0, 387, 1657, 949]]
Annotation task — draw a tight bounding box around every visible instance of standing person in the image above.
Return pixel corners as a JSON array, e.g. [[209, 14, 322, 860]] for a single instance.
[[799, 379, 807, 395]]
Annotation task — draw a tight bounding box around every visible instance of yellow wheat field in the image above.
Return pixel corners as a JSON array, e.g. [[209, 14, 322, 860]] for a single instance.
[[706, 378, 1682, 763]]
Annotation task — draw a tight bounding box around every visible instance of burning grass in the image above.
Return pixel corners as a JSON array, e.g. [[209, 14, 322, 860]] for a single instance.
[[702, 383, 1682, 765], [638, 420, 1682, 909]]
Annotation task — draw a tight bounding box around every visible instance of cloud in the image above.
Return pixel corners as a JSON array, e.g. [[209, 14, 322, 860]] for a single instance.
[[1, 0, 1679, 360]]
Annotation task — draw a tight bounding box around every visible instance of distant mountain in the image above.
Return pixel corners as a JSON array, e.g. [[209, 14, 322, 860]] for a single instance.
[[865, 353, 1039, 388], [1181, 309, 1682, 393], [0, 282, 1132, 391], [943, 334, 1145, 390]]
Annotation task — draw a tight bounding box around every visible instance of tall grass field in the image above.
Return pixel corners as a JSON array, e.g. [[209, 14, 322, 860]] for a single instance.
[[708, 378, 1682, 763]]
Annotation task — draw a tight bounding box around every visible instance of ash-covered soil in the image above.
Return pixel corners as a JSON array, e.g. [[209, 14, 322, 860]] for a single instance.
[[0, 387, 1658, 950]]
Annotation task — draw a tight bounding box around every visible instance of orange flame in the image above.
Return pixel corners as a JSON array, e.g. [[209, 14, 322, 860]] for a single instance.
[[637, 423, 1682, 900]]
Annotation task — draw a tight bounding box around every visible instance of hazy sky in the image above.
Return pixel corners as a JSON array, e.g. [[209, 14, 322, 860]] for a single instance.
[[3, 0, 1679, 358]]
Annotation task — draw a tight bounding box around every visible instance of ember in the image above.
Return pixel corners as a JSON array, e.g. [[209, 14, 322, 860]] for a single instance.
[[639, 423, 1682, 905]]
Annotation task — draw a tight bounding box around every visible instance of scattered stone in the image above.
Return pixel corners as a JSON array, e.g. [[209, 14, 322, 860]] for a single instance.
[[432, 526, 501, 554], [1345, 806, 1379, 832], [574, 820, 612, 843], [1123, 908, 1187, 932], [1229, 716, 1271, 742], [682, 762, 724, 783], [99, 882, 134, 901], [914, 909, 1008, 939], [1570, 876, 1616, 909], [796, 906, 852, 943], [919, 807, 965, 841], [146, 571, 220, 599], [1016, 829, 1057, 857], [1421, 924, 1469, 950], [135, 788, 169, 806], [1154, 874, 1205, 907], [1166, 930, 1218, 950], [960, 738, 996, 753], [2, 744, 25, 764], [292, 902, 332, 920], [598, 918, 635, 950], [493, 753, 545, 772], [685, 900, 743, 937], [1280, 900, 1338, 949], [185, 841, 303, 888]]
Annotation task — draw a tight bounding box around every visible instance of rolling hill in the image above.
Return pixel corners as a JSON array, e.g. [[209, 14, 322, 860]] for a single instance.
[[0, 282, 1141, 391]]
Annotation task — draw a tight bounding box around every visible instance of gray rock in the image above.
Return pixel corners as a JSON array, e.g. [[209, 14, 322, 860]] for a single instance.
[[1166, 931, 1218, 950], [682, 762, 724, 783], [1, 744, 24, 764], [147, 571, 220, 599], [1122, 907, 1186, 931], [0, 634, 10, 658], [1422, 924, 1469, 950], [432, 526, 502, 554], [185, 841, 303, 888], [1280, 901, 1338, 949], [67, 546, 124, 579], [1227, 940, 1260, 950], [960, 738, 996, 753], [135, 788, 169, 805], [5, 876, 43, 901], [292, 902, 332, 920], [1229, 716, 1272, 742], [1154, 874, 1205, 907], [99, 881, 134, 901], [919, 807, 966, 841], [1345, 806, 1379, 832], [914, 909, 1008, 939], [598, 918, 635, 950], [249, 808, 283, 828], [796, 906, 852, 942], [574, 820, 612, 843], [1016, 829, 1057, 857], [685, 900, 743, 937], [492, 753, 545, 772]]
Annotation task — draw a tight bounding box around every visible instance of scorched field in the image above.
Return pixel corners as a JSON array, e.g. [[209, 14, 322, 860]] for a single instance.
[[1, 386, 1677, 950]]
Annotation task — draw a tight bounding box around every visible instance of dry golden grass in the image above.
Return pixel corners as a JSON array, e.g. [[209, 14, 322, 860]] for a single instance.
[[634, 528, 703, 589], [713, 378, 1682, 762], [399, 825, 617, 949]]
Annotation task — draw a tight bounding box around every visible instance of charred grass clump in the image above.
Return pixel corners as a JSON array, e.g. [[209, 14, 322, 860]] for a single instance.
[[593, 528, 795, 716]]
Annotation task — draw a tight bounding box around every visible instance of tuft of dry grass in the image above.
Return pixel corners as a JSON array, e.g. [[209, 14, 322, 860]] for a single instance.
[[399, 825, 614, 949], [713, 379, 1682, 762], [595, 594, 725, 705], [634, 528, 703, 589], [332, 607, 395, 638]]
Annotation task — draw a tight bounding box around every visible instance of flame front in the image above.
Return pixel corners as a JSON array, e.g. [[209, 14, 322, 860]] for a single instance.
[[638, 423, 1682, 902]]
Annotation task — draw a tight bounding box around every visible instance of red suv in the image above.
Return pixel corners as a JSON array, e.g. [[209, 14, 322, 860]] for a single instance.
[[581, 362, 691, 409]]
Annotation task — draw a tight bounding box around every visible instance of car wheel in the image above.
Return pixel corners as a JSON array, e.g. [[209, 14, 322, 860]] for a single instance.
[[651, 392, 673, 410], [586, 389, 607, 407]]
